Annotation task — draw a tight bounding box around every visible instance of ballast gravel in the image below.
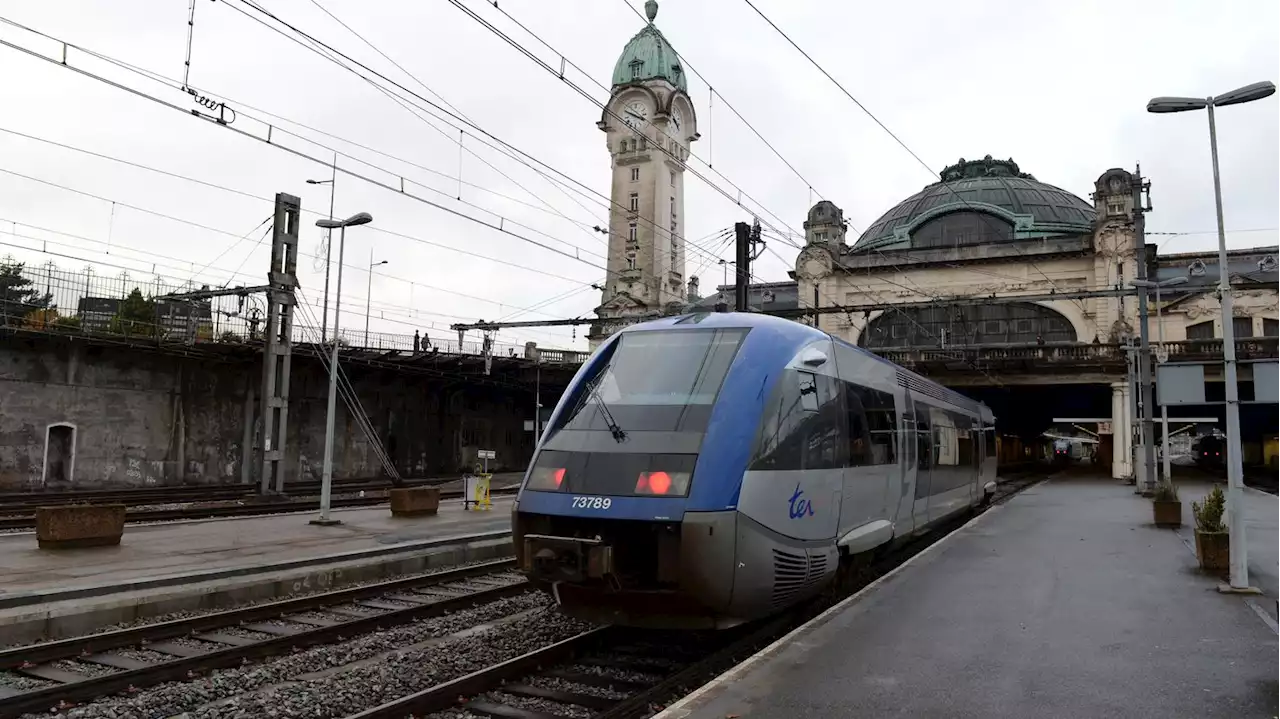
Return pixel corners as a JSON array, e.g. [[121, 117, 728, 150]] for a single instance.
[[22, 593, 589, 719]]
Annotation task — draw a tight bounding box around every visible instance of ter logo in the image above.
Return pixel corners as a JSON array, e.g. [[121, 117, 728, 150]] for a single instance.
[[788, 484, 815, 519]]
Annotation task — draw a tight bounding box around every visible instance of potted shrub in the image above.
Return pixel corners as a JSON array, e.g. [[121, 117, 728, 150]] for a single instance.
[[1151, 482, 1181, 528], [1192, 484, 1229, 574]]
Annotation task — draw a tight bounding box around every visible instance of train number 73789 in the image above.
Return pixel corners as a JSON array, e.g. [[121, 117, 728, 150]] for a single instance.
[[571, 496, 612, 509]]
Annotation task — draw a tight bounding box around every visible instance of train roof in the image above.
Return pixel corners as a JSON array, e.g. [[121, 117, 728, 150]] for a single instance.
[[622, 312, 990, 417]]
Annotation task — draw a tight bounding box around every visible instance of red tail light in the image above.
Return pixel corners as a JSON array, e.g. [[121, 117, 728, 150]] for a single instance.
[[528, 466, 566, 491], [635, 470, 691, 496]]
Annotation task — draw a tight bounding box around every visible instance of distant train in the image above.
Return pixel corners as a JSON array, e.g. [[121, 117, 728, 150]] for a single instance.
[[512, 312, 998, 630], [1193, 435, 1226, 470]]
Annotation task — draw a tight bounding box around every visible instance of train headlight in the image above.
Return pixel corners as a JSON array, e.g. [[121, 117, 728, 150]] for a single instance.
[[635, 470, 691, 496]]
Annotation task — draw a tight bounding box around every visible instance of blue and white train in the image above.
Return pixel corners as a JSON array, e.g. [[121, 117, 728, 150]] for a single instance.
[[513, 312, 996, 629]]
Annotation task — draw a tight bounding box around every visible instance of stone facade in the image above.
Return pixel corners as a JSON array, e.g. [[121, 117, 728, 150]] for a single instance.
[[589, 7, 699, 349], [0, 335, 564, 490], [786, 159, 1278, 480]]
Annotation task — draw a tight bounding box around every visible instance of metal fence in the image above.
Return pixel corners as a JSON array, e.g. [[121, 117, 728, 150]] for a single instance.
[[0, 259, 586, 362]]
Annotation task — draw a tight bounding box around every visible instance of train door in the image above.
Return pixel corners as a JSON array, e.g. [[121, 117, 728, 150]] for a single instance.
[[969, 426, 982, 506], [910, 401, 932, 532], [927, 408, 967, 523], [894, 391, 917, 535]]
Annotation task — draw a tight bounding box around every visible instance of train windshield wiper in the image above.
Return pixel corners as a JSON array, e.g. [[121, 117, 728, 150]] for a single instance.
[[584, 370, 627, 443]]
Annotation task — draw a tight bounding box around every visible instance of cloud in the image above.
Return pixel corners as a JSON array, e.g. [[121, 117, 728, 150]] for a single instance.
[[0, 0, 1275, 352]]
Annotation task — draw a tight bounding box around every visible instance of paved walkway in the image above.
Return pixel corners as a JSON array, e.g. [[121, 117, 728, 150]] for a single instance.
[[657, 476, 1279, 719], [0, 495, 513, 598], [1175, 481, 1278, 622]]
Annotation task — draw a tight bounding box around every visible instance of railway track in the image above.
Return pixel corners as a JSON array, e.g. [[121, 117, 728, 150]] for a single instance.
[[0, 486, 520, 531], [351, 471, 1049, 719], [0, 474, 516, 515], [0, 559, 529, 719]]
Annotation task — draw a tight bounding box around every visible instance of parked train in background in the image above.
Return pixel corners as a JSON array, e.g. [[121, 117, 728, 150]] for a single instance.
[[512, 312, 1004, 630], [1194, 434, 1226, 471]]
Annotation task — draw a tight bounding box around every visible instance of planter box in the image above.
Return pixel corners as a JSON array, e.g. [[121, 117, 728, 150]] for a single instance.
[[1152, 500, 1182, 528], [390, 487, 441, 518], [1195, 530, 1230, 574], [36, 504, 126, 549]]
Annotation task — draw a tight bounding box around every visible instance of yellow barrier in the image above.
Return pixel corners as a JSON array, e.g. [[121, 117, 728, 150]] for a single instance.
[[464, 473, 492, 511]]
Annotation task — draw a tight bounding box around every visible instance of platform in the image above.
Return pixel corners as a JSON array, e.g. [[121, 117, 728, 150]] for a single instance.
[[0, 494, 515, 643], [657, 476, 1279, 719]]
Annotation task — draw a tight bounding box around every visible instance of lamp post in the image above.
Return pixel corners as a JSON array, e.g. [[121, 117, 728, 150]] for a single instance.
[[306, 168, 337, 343], [1132, 275, 1189, 485], [312, 211, 374, 527], [1147, 80, 1275, 592], [365, 252, 387, 347]]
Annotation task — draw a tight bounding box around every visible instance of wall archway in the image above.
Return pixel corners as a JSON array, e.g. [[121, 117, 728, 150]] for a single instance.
[[858, 302, 1079, 349]]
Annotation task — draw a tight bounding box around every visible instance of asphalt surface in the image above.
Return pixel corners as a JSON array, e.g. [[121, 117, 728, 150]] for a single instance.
[[658, 476, 1279, 719]]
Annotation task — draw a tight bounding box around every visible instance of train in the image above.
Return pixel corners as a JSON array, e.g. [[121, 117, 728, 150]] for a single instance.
[[512, 312, 998, 630], [1193, 434, 1226, 470]]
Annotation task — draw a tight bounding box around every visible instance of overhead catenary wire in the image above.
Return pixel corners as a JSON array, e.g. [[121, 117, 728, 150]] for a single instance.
[[440, 0, 803, 243], [737, 0, 1086, 312], [211, 0, 796, 282], [612, 0, 822, 202], [0, 15, 740, 303]]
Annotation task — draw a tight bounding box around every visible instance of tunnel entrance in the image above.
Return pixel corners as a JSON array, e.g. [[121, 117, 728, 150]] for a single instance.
[[43, 423, 77, 488]]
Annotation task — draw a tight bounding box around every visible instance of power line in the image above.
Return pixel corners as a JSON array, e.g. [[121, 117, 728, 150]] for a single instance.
[[443, 0, 803, 242], [0, 199, 589, 344], [0, 21, 618, 278], [213, 0, 799, 279], [302, 0, 616, 258], [613, 0, 822, 202], [737, 0, 1081, 309]]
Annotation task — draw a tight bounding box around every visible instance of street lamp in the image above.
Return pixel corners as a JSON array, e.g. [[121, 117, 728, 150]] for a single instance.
[[365, 250, 387, 347], [307, 172, 337, 343], [1132, 275, 1189, 486], [313, 211, 374, 527], [1147, 80, 1275, 592]]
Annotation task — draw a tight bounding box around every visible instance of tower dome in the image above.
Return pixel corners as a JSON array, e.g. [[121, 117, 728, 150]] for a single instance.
[[611, 0, 687, 92]]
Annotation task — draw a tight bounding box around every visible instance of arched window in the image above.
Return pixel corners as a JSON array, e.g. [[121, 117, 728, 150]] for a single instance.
[[860, 302, 1077, 349], [910, 211, 1013, 249]]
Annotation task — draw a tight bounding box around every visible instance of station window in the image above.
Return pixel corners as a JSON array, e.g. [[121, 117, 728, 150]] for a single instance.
[[1265, 318, 1279, 337], [630, 167, 640, 182], [628, 222, 637, 244], [629, 192, 639, 213]]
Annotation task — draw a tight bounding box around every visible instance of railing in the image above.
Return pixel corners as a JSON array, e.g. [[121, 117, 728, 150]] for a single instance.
[[0, 262, 585, 364], [875, 338, 1278, 367]]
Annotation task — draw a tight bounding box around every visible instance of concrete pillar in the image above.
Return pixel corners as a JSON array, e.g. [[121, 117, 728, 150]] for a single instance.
[[1111, 382, 1132, 480]]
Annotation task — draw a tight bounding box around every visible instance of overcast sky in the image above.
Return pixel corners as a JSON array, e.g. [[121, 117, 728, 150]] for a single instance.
[[0, 0, 1276, 351]]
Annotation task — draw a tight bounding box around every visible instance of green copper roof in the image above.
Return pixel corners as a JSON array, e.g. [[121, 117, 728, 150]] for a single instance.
[[611, 1, 687, 92], [851, 156, 1097, 253]]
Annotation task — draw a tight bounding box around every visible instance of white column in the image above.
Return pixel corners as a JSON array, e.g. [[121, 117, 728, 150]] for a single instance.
[[1111, 382, 1132, 480]]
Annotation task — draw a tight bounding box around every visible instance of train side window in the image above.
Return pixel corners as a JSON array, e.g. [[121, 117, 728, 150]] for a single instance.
[[750, 370, 845, 471], [845, 387, 869, 466], [846, 383, 896, 465], [954, 414, 974, 467], [915, 403, 931, 471], [983, 427, 996, 457]]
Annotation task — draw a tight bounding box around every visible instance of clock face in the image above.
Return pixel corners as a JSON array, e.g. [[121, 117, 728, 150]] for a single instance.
[[623, 101, 648, 130], [670, 107, 683, 137]]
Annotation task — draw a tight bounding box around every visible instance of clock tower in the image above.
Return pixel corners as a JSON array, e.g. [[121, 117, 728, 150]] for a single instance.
[[588, 0, 699, 349]]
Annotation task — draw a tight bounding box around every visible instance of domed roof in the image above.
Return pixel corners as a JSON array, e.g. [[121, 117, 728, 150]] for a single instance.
[[851, 156, 1096, 253], [611, 1, 688, 93]]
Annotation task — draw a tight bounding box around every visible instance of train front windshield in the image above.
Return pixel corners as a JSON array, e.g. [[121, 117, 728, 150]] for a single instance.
[[528, 327, 746, 497]]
